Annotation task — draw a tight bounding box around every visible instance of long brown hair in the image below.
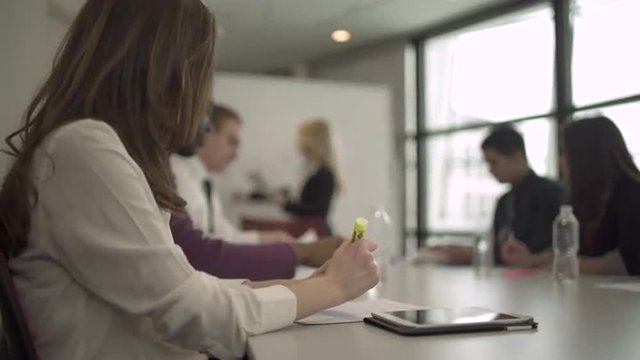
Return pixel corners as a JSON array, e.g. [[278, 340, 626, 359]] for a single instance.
[[0, 0, 216, 256], [564, 116, 640, 227]]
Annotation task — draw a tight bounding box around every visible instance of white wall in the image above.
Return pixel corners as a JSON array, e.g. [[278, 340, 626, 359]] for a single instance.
[[309, 41, 410, 132], [213, 72, 395, 238], [0, 0, 68, 177], [308, 41, 414, 252]]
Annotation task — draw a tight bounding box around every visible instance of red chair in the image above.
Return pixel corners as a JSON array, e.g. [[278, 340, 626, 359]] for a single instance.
[[0, 252, 39, 360], [241, 217, 332, 238]]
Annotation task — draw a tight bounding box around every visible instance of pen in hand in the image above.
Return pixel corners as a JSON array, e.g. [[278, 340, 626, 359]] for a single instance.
[[351, 217, 369, 243]]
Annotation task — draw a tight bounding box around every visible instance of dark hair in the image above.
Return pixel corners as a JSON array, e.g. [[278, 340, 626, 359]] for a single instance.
[[208, 103, 241, 131], [481, 125, 526, 157], [0, 0, 216, 256], [564, 116, 640, 226]]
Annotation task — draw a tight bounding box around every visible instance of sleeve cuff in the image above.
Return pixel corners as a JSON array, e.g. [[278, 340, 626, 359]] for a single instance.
[[234, 231, 260, 245], [250, 285, 297, 334]]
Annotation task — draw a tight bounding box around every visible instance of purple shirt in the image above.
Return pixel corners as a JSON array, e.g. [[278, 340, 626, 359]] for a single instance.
[[170, 215, 296, 281]]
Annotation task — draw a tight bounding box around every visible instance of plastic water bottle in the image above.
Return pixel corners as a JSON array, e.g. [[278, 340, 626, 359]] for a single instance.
[[553, 205, 580, 282], [367, 206, 394, 283], [473, 229, 494, 277]]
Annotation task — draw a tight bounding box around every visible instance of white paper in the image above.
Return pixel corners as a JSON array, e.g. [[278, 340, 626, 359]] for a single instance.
[[297, 298, 422, 325], [596, 282, 640, 293]]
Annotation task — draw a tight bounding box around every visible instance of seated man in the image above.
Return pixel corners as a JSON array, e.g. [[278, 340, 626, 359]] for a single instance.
[[171, 103, 292, 244], [427, 125, 567, 265]]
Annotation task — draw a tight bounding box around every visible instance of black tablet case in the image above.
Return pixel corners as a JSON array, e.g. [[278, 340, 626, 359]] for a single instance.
[[363, 316, 538, 336]]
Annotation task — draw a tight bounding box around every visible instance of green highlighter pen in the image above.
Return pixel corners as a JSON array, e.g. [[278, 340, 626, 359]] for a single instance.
[[351, 217, 369, 243]]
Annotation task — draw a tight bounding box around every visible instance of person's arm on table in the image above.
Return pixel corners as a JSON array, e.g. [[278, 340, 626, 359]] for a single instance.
[[171, 214, 297, 280], [172, 215, 341, 279], [247, 238, 378, 320]]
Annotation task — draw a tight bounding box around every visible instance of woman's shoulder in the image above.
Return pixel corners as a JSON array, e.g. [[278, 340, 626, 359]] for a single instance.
[[315, 165, 334, 176], [35, 119, 140, 181], [48, 119, 118, 144], [42, 119, 125, 157]]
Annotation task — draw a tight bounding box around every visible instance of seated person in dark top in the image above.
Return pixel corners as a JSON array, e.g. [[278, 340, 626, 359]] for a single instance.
[[273, 120, 341, 226], [502, 116, 640, 275], [429, 125, 567, 265]]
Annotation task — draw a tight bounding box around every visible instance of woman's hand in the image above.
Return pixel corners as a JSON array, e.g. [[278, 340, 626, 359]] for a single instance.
[[284, 238, 379, 320], [323, 238, 379, 301]]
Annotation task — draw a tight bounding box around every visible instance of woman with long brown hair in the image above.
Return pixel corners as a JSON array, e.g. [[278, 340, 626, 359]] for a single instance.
[[502, 116, 640, 275], [0, 1, 378, 359]]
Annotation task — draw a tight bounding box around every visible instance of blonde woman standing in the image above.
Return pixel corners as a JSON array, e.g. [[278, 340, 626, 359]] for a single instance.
[[274, 120, 343, 228]]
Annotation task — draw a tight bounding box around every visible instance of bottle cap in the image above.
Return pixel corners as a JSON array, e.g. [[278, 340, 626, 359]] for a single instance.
[[560, 205, 574, 215]]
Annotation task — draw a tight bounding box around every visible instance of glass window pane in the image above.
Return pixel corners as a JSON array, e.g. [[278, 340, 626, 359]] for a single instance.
[[574, 101, 640, 166], [405, 139, 417, 164], [404, 235, 419, 257], [573, 0, 640, 107], [426, 119, 557, 233], [405, 164, 417, 230], [404, 45, 418, 134], [424, 7, 554, 130], [405, 140, 417, 231]]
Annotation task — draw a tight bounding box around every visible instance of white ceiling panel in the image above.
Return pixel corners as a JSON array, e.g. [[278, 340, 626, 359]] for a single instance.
[[50, 0, 506, 72]]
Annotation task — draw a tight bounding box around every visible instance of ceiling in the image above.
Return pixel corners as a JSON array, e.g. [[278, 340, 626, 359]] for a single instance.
[[51, 0, 505, 72]]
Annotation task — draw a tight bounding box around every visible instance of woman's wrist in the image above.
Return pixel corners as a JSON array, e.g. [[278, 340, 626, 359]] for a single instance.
[[246, 278, 301, 289], [316, 274, 348, 305]]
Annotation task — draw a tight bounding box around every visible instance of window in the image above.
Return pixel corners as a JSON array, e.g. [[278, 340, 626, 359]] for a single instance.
[[572, 0, 640, 107], [426, 128, 505, 233], [420, 5, 556, 235], [405, 140, 417, 231], [425, 8, 555, 131]]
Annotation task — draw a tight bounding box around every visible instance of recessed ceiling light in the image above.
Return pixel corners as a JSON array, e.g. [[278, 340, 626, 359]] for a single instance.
[[331, 29, 352, 43]]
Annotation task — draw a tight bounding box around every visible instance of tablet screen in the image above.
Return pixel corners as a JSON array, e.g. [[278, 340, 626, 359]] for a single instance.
[[387, 308, 521, 325]]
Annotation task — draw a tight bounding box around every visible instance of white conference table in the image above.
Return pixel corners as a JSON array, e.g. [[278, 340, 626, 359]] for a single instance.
[[248, 264, 640, 360]]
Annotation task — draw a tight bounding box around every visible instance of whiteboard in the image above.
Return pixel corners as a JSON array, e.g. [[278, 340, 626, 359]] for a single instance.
[[213, 72, 396, 238]]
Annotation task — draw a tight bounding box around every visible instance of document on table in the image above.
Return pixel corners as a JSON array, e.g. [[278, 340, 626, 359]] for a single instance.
[[596, 282, 640, 293], [297, 298, 422, 325]]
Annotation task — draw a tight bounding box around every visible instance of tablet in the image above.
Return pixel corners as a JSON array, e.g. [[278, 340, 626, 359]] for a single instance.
[[368, 307, 536, 336]]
